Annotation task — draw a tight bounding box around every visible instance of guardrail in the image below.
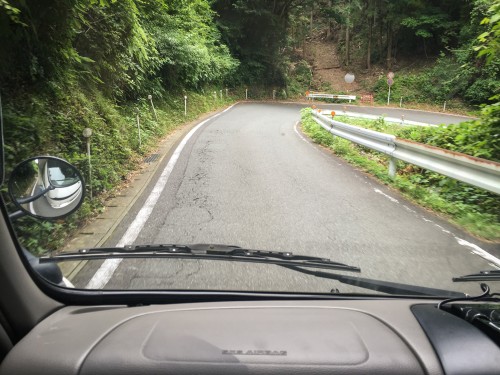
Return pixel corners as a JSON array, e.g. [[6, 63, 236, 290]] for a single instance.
[[330, 109, 433, 127], [307, 92, 356, 103], [311, 109, 500, 194]]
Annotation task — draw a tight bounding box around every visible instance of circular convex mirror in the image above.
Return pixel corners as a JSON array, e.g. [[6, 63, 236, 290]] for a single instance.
[[8, 157, 85, 220]]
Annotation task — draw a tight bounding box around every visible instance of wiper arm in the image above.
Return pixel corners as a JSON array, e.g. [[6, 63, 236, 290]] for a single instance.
[[453, 270, 500, 282], [40, 244, 361, 273], [281, 265, 466, 298]]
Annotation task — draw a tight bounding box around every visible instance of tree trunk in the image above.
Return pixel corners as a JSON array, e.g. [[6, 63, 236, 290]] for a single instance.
[[326, 0, 333, 40], [386, 22, 392, 70], [367, 13, 373, 70], [378, 14, 383, 63], [346, 25, 350, 66], [310, 9, 313, 33]]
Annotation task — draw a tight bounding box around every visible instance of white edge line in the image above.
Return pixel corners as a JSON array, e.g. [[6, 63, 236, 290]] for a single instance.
[[455, 238, 500, 269], [86, 105, 235, 289], [373, 188, 399, 203], [373, 188, 500, 269], [293, 121, 309, 143]]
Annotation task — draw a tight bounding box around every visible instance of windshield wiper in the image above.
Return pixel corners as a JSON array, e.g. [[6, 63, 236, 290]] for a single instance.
[[40, 244, 466, 297], [280, 265, 466, 298], [453, 270, 500, 282], [40, 244, 360, 273]]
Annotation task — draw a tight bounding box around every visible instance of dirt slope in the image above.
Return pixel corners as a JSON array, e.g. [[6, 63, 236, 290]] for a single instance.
[[304, 40, 362, 94]]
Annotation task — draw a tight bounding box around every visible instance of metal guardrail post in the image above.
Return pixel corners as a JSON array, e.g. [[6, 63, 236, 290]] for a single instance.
[[389, 158, 397, 178]]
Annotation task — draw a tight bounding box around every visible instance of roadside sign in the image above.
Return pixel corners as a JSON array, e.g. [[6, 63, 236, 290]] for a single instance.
[[387, 71, 395, 79], [331, 111, 336, 117], [344, 73, 355, 84], [387, 78, 394, 86]]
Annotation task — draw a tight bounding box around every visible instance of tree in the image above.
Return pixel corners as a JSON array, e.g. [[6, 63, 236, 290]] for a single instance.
[[212, 0, 298, 85], [476, 0, 500, 65]]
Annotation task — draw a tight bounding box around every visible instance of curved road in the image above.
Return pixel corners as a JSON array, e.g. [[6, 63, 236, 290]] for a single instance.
[[73, 103, 498, 295]]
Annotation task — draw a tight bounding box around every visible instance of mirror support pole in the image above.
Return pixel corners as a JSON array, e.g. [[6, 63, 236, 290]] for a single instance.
[[86, 138, 92, 200], [9, 210, 25, 221]]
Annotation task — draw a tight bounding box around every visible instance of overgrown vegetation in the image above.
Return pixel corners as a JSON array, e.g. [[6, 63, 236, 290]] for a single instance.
[[6, 89, 235, 254], [301, 109, 499, 240], [0, 0, 239, 253]]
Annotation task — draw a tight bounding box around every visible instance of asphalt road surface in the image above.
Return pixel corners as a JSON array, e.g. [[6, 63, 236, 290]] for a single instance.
[[72, 103, 498, 296]]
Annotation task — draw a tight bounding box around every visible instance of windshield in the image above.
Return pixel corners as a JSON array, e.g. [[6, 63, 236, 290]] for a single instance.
[[46, 162, 80, 188], [0, 0, 498, 297]]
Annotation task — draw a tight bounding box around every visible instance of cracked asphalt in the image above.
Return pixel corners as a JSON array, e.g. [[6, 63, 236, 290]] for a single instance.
[[72, 102, 499, 295]]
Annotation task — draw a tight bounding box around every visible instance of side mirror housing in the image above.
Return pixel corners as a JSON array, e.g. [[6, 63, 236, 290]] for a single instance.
[[8, 156, 85, 220]]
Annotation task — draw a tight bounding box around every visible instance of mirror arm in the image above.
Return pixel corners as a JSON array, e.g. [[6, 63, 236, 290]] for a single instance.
[[16, 185, 55, 205], [9, 210, 26, 221]]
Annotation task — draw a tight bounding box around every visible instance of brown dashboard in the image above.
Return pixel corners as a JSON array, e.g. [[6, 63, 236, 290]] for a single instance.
[[1, 299, 499, 374]]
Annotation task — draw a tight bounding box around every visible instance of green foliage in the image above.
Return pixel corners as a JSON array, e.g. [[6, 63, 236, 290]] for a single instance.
[[397, 105, 500, 162], [285, 60, 313, 96], [475, 0, 500, 65], [0, 0, 22, 24], [212, 0, 294, 86], [401, 10, 459, 44], [0, 0, 237, 97], [372, 52, 499, 105], [145, 0, 238, 90], [4, 85, 236, 254]]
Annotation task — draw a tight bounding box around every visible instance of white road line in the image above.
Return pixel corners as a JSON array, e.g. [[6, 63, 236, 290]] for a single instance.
[[373, 188, 399, 203], [86, 105, 235, 289], [455, 238, 500, 269], [373, 186, 500, 269], [293, 121, 337, 163], [293, 121, 310, 144]]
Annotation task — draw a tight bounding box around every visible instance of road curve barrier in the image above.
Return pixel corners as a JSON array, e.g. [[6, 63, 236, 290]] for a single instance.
[[311, 109, 500, 195], [307, 92, 356, 103]]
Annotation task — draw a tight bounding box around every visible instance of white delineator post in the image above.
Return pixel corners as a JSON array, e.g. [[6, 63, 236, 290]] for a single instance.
[[148, 94, 158, 121], [82, 128, 93, 199]]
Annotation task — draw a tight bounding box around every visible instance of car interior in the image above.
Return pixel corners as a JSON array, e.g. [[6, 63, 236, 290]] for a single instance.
[[0, 191, 499, 374]]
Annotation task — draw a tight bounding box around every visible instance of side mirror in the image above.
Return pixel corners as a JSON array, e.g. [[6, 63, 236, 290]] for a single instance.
[[8, 156, 85, 220]]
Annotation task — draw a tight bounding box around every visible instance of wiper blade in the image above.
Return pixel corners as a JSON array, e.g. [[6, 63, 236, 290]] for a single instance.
[[453, 270, 500, 282], [40, 244, 361, 273], [281, 265, 466, 298]]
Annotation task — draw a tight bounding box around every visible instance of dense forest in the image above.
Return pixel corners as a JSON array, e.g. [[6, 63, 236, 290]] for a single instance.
[[1, 0, 496, 164], [2, 1, 498, 102], [0, 0, 499, 247]]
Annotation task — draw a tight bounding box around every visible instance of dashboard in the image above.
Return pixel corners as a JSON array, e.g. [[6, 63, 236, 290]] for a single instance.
[[1, 299, 499, 374]]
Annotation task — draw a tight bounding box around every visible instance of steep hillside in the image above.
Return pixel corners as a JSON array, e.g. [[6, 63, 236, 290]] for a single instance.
[[303, 40, 365, 94]]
